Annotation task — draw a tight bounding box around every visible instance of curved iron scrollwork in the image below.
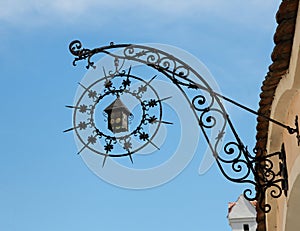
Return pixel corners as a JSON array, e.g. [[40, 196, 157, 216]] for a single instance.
[[67, 40, 294, 213]]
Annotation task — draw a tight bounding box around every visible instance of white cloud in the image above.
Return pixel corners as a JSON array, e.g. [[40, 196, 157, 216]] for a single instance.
[[0, 0, 281, 28]]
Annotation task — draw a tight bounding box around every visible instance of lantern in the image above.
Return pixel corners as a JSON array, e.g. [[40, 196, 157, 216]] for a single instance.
[[104, 97, 131, 133]]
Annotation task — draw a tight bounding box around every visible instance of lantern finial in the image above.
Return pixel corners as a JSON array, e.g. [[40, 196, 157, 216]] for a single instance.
[[104, 97, 131, 133]]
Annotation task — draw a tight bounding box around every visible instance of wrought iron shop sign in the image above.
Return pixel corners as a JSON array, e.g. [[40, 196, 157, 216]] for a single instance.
[[66, 40, 300, 213]]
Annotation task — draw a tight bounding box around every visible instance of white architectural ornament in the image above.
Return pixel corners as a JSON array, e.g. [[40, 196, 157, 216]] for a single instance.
[[228, 195, 257, 231]]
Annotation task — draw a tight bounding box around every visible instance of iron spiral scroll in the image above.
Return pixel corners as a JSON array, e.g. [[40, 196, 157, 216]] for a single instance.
[[68, 40, 289, 213]]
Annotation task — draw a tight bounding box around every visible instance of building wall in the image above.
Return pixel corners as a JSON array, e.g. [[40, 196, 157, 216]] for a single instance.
[[265, 2, 300, 231]]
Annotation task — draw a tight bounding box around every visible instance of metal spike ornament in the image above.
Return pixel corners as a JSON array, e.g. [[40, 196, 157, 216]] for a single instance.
[[65, 55, 172, 166]]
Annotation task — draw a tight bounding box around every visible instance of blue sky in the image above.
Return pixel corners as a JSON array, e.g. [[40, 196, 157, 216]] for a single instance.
[[0, 1, 281, 230]]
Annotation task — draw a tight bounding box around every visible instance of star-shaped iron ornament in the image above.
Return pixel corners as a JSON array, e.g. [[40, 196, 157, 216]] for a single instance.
[[104, 143, 114, 152], [87, 135, 97, 145], [88, 90, 97, 99], [78, 121, 87, 130], [148, 99, 157, 107], [123, 141, 132, 151], [148, 115, 157, 124], [104, 80, 113, 89], [122, 78, 131, 88], [79, 104, 88, 113], [139, 132, 149, 141]]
